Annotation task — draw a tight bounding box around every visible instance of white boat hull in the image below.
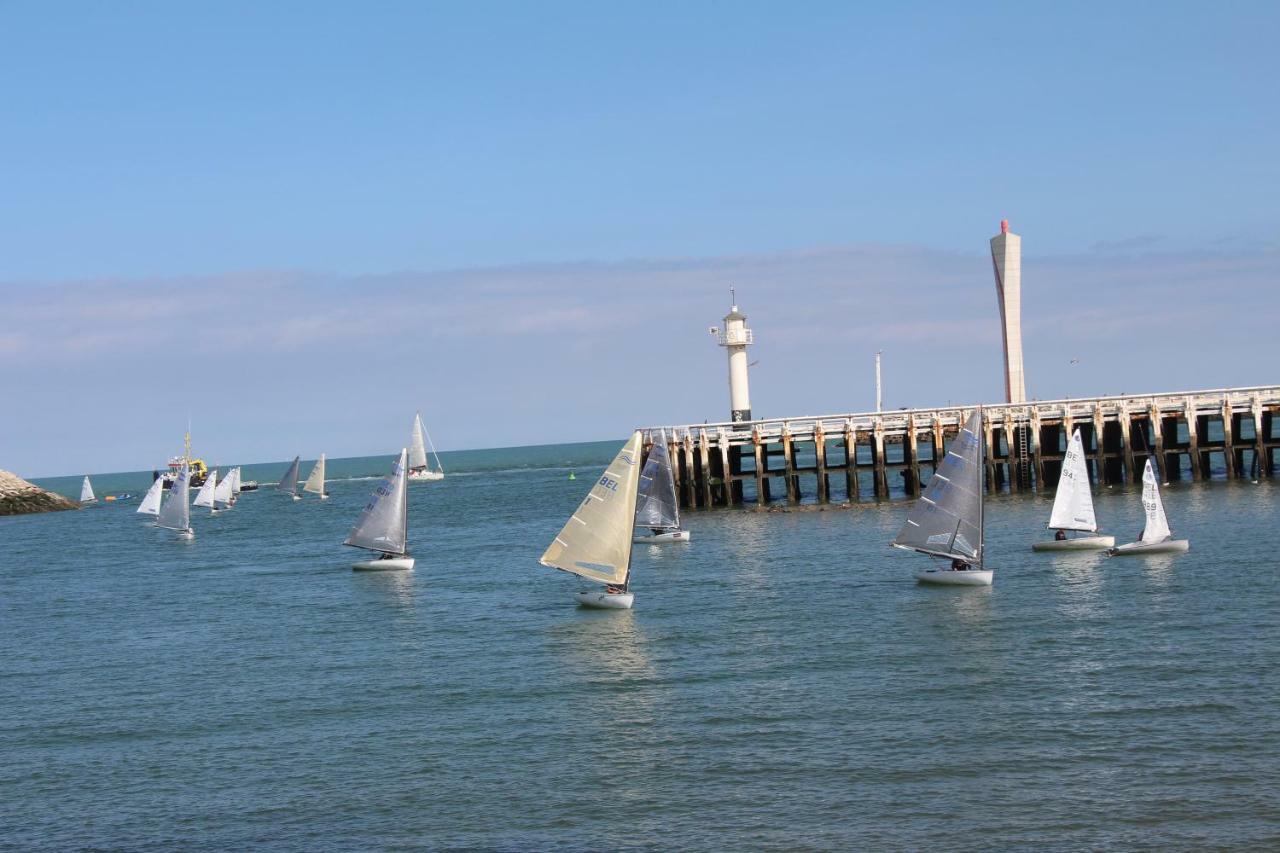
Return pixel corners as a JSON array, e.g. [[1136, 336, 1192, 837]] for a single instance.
[[632, 530, 690, 544], [408, 470, 444, 482], [1109, 539, 1190, 556], [352, 556, 415, 571], [575, 590, 635, 609], [1031, 535, 1115, 552], [916, 568, 994, 586]]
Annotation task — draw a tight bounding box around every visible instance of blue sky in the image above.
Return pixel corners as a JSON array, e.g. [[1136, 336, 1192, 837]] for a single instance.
[[2, 2, 1277, 476]]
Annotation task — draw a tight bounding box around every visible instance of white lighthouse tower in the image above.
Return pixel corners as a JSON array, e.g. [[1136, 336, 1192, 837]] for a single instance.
[[712, 288, 755, 423]]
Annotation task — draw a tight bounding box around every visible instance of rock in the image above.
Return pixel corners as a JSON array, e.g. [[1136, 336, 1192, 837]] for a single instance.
[[0, 470, 80, 516]]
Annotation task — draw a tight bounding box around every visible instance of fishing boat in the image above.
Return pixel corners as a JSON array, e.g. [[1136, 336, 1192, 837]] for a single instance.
[[156, 463, 195, 539], [1108, 459, 1190, 555], [79, 476, 97, 505], [137, 476, 165, 517], [303, 454, 330, 500], [407, 413, 445, 481], [193, 469, 219, 515], [345, 449, 414, 571], [157, 430, 209, 490], [633, 430, 689, 543], [892, 410, 993, 586], [277, 456, 302, 501], [1032, 429, 1115, 551], [540, 431, 643, 609]]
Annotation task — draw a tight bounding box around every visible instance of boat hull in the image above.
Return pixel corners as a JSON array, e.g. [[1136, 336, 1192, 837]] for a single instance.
[[916, 568, 994, 586], [1108, 539, 1190, 556], [352, 556, 415, 571], [1032, 535, 1115, 552], [575, 590, 635, 609], [632, 530, 690, 544], [408, 470, 444, 482]]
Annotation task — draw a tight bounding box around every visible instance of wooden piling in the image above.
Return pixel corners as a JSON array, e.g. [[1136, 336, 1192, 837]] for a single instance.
[[1253, 395, 1268, 478], [1221, 398, 1236, 478], [982, 412, 996, 493], [872, 418, 888, 498], [1118, 402, 1134, 482], [781, 423, 798, 503], [844, 420, 859, 502], [1092, 404, 1107, 485], [699, 429, 713, 508], [814, 424, 829, 502], [905, 415, 921, 497], [719, 430, 734, 506], [752, 427, 766, 504], [1186, 397, 1203, 480]]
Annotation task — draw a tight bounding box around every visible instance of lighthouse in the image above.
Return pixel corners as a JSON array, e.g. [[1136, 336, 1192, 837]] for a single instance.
[[990, 219, 1027, 404], [712, 289, 755, 423]]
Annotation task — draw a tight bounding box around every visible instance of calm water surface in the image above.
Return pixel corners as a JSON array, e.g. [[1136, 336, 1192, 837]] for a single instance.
[[3, 445, 1279, 850]]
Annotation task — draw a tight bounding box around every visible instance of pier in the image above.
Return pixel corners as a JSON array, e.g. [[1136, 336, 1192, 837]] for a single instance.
[[642, 386, 1280, 509]]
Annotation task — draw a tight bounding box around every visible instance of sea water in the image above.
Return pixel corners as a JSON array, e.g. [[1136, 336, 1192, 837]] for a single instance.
[[3, 443, 1279, 849]]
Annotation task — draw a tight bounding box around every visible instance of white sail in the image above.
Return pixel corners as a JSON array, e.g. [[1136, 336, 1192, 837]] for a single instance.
[[156, 463, 192, 532], [409, 414, 429, 470], [80, 476, 96, 503], [635, 430, 680, 530], [1139, 459, 1172, 544], [193, 469, 218, 508], [540, 431, 643, 587], [303, 454, 326, 495], [229, 467, 242, 494], [277, 456, 301, 496], [213, 470, 234, 506], [137, 477, 165, 516], [344, 449, 409, 555], [892, 410, 985, 564], [1048, 429, 1097, 532]]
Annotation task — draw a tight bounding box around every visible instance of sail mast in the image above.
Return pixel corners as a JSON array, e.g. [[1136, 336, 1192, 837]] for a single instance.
[[977, 409, 985, 567]]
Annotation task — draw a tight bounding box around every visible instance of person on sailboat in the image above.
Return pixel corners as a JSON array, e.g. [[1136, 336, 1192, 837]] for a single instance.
[[1055, 529, 1067, 541], [605, 583, 626, 595], [950, 558, 969, 571]]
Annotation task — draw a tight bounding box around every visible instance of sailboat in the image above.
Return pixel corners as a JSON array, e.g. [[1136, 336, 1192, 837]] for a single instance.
[[303, 454, 329, 500], [213, 468, 235, 510], [156, 463, 195, 539], [633, 430, 689, 543], [345, 449, 413, 571], [193, 469, 219, 515], [277, 456, 302, 501], [892, 410, 993, 586], [407, 413, 445, 481], [540, 431, 644, 609], [80, 476, 97, 505], [1032, 428, 1115, 551], [137, 476, 165, 517], [1108, 459, 1190, 555]]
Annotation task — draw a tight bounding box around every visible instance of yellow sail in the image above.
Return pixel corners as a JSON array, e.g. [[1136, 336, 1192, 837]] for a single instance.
[[540, 431, 643, 586]]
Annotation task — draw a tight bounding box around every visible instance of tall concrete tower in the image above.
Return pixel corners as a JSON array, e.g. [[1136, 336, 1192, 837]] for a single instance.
[[713, 290, 754, 422], [990, 219, 1027, 403]]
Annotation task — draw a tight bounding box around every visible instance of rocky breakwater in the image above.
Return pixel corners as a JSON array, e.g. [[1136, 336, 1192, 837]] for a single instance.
[[0, 470, 80, 516]]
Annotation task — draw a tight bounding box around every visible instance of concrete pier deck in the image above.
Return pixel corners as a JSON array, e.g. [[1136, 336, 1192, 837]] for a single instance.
[[642, 386, 1280, 509]]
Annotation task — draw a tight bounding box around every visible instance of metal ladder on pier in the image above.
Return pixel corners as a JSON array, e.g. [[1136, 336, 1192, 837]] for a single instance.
[[1016, 416, 1031, 488]]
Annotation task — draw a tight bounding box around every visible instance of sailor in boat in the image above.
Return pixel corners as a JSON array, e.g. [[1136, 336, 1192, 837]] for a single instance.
[[1055, 529, 1067, 541], [950, 558, 970, 571], [605, 583, 626, 595]]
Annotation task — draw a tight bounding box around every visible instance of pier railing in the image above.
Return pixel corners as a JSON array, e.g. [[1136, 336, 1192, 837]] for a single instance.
[[640, 385, 1280, 509]]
